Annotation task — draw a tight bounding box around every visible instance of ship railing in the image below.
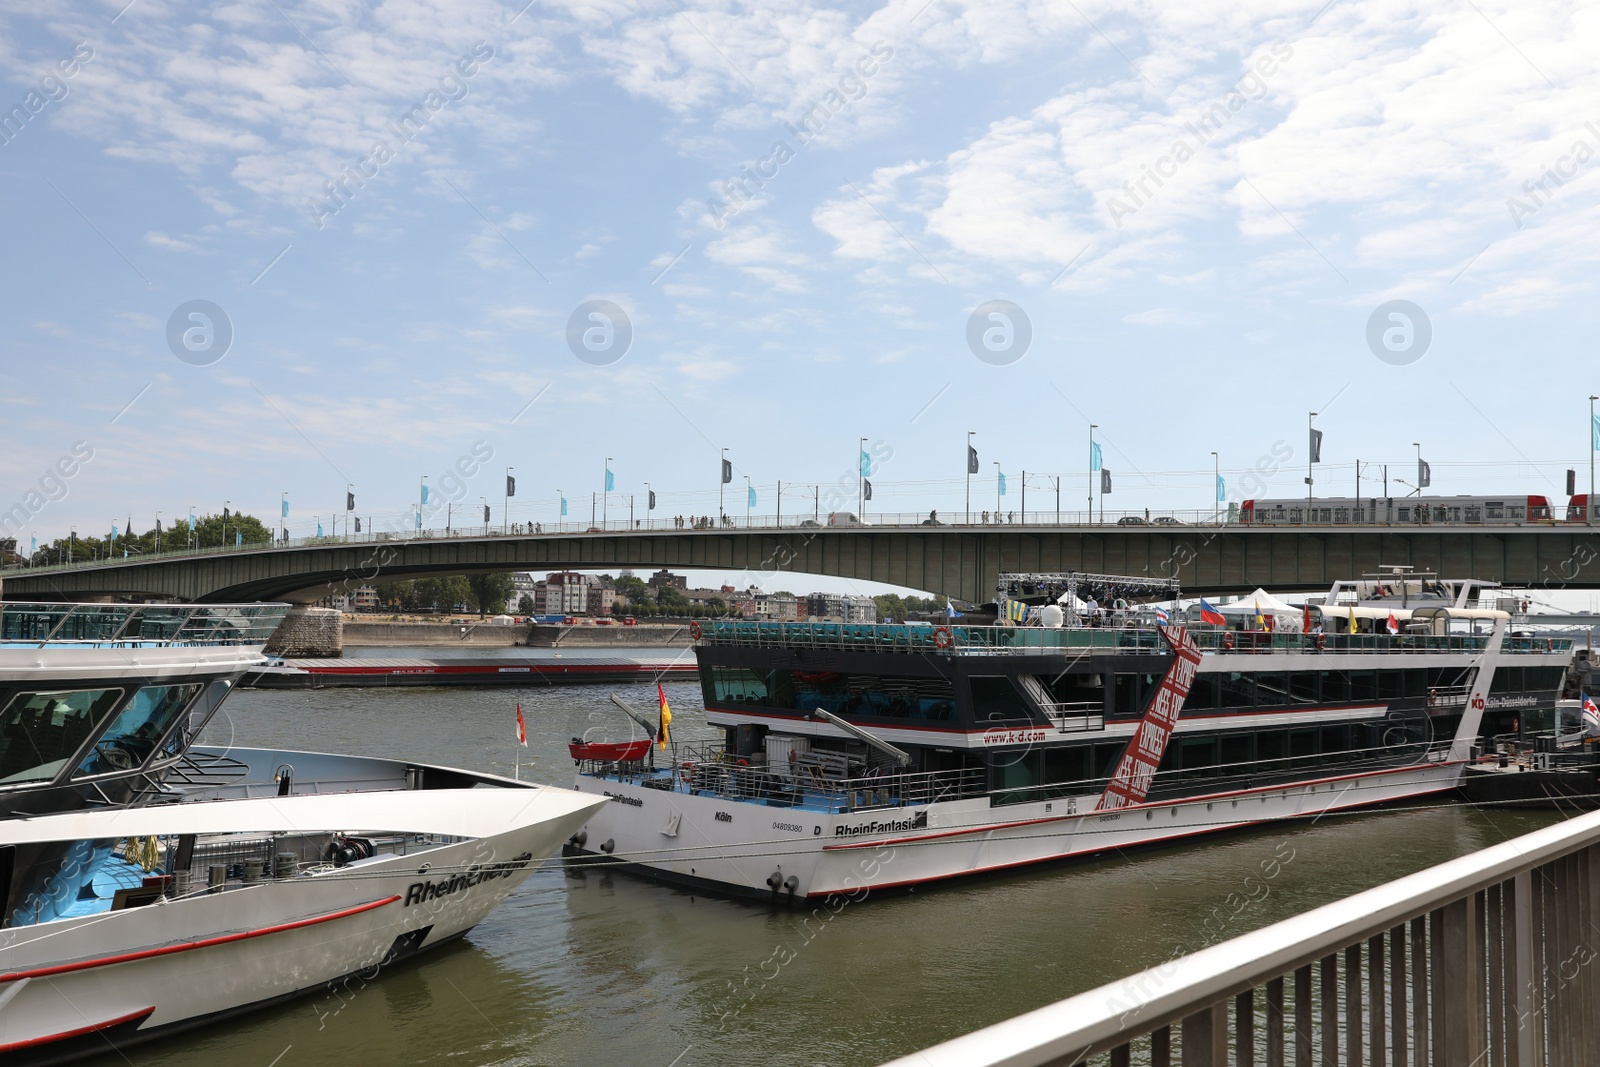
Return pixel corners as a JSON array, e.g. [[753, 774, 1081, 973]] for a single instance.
[[0, 602, 291, 647], [634, 741, 987, 812], [878, 806, 1600, 1067], [694, 620, 1571, 656], [1041, 701, 1106, 733]]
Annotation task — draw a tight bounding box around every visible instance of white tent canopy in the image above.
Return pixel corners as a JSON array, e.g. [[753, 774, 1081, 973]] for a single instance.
[[1213, 589, 1299, 615]]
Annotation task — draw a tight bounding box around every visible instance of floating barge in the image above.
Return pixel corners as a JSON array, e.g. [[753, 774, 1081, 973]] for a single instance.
[[245, 655, 697, 689]]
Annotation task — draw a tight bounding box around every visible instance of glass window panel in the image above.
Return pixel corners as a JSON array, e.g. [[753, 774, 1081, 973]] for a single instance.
[[1290, 672, 1319, 703], [75, 684, 200, 777], [1349, 671, 1378, 701], [1219, 731, 1254, 767], [1257, 730, 1287, 765], [1321, 671, 1349, 702], [1255, 673, 1291, 707], [0, 689, 123, 786]]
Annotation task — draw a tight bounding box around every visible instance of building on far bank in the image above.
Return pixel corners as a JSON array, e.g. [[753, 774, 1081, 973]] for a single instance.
[[649, 568, 688, 592], [803, 593, 876, 623], [543, 571, 589, 615]]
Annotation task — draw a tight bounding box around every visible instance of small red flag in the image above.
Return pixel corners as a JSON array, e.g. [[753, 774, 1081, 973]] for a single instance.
[[515, 703, 527, 747], [1387, 613, 1399, 635]]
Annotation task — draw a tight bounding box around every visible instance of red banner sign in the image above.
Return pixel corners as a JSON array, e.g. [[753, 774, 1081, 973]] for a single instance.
[[1096, 624, 1202, 811]]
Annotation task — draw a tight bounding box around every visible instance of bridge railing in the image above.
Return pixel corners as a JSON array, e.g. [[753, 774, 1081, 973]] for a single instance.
[[7, 505, 1590, 576], [0, 602, 290, 646], [878, 806, 1600, 1067]]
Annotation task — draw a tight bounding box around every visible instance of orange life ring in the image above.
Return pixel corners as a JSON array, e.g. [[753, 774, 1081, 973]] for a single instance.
[[932, 625, 953, 649], [689, 620, 702, 640], [1222, 631, 1235, 651], [1315, 633, 1327, 651]]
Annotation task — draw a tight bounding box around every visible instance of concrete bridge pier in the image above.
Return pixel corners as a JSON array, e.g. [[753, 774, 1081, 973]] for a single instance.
[[263, 606, 343, 658]]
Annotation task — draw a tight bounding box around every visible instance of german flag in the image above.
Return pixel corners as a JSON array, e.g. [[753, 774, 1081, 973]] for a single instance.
[[657, 683, 672, 751]]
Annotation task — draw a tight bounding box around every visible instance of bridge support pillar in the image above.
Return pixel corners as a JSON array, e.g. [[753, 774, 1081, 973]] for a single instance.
[[264, 606, 343, 658]]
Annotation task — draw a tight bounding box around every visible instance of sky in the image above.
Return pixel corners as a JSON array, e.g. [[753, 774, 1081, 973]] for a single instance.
[[3, 0, 1600, 597]]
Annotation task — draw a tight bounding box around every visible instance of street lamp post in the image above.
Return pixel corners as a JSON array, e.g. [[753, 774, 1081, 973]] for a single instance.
[[1211, 451, 1219, 524], [644, 482, 652, 530], [1590, 395, 1597, 525], [858, 436, 867, 520], [993, 461, 1001, 520], [965, 431, 975, 524], [1307, 412, 1317, 514], [1089, 424, 1097, 523], [603, 456, 611, 528], [1021, 470, 1026, 522], [720, 447, 728, 521]]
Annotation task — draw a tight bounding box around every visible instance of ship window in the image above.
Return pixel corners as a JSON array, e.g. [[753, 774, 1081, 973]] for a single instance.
[[1320, 725, 1351, 761], [1320, 671, 1349, 703], [1491, 667, 1523, 694], [1112, 674, 1151, 717], [1406, 670, 1427, 697], [1289, 728, 1318, 768], [0, 688, 124, 787], [1218, 672, 1254, 709], [1349, 671, 1378, 701], [970, 677, 1033, 723], [1290, 672, 1319, 703], [1255, 672, 1290, 707], [711, 667, 770, 704], [1092, 743, 1122, 780], [1187, 673, 1219, 711], [74, 684, 201, 778], [1043, 745, 1089, 784], [1257, 730, 1287, 764], [1178, 736, 1218, 776], [1219, 731, 1254, 767], [1379, 671, 1405, 700]]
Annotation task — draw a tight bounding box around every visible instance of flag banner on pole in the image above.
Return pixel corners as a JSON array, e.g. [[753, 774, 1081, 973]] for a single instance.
[[30, 536, 37, 553], [236, 531, 243, 545], [721, 459, 733, 484], [1216, 475, 1226, 502], [1568, 469, 1577, 496], [282, 499, 289, 518], [1582, 692, 1599, 733], [421, 484, 429, 505], [317, 522, 324, 537], [1101, 468, 1113, 494], [223, 507, 230, 524], [1090, 440, 1102, 471], [346, 492, 354, 511], [1387, 612, 1399, 635], [156, 519, 162, 534], [648, 490, 656, 510], [998, 471, 1006, 496], [1199, 599, 1226, 625], [506, 474, 516, 496], [1418, 459, 1431, 488], [516, 703, 527, 746], [748, 485, 757, 507], [605, 468, 615, 492], [482, 505, 491, 522], [415, 511, 422, 530], [967, 445, 979, 474], [560, 496, 568, 516], [946, 600, 958, 619], [860, 450, 872, 478], [863, 479, 872, 501], [1593, 414, 1600, 451], [354, 518, 360, 533], [1349, 607, 1358, 635], [1005, 599, 1028, 623], [657, 684, 672, 750], [111, 525, 118, 541], [188, 511, 195, 530], [1310, 428, 1323, 463]]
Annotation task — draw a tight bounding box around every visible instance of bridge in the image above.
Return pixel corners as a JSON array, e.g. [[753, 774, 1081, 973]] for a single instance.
[[7, 518, 1600, 605]]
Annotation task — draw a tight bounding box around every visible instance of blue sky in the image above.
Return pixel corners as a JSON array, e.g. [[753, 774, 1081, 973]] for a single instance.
[[3, 0, 1599, 594]]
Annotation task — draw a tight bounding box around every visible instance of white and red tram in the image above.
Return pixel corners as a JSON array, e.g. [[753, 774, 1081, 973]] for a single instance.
[[1238, 495, 1559, 526]]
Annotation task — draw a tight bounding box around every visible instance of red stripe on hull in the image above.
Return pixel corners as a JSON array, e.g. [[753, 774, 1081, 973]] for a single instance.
[[0, 895, 401, 984], [0, 1008, 155, 1053]]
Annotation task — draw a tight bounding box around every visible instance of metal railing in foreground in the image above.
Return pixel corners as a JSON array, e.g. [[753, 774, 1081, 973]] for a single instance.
[[879, 808, 1600, 1067], [0, 602, 290, 647], [698, 619, 1572, 657]]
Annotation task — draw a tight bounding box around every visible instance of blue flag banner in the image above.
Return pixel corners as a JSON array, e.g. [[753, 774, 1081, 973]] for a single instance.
[[605, 468, 615, 492], [282, 499, 289, 518], [236, 531, 242, 545], [317, 522, 324, 537], [1216, 475, 1226, 502], [560, 497, 568, 517], [421, 483, 429, 505], [1090, 440, 1102, 471], [998, 471, 1007, 496], [415, 510, 422, 530], [1593, 413, 1600, 451], [111, 525, 119, 541], [30, 536, 37, 553], [748, 485, 757, 507], [860, 450, 872, 478], [188, 511, 195, 530]]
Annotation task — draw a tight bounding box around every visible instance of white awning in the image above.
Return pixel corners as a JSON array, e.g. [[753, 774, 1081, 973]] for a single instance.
[[0, 786, 606, 848]]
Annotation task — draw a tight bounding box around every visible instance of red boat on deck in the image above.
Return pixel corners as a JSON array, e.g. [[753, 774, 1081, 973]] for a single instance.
[[567, 739, 653, 762]]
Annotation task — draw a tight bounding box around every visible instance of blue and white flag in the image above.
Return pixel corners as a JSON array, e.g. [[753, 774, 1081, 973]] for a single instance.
[[188, 510, 196, 530], [860, 449, 872, 478], [30, 536, 37, 554], [282, 498, 289, 518], [998, 471, 1007, 496], [605, 468, 615, 492], [1090, 440, 1102, 471], [946, 600, 958, 619], [317, 521, 324, 537], [560, 496, 568, 516], [748, 485, 757, 508], [236, 531, 242, 545], [1155, 605, 1171, 624], [1593, 414, 1600, 451], [421, 483, 430, 505], [415, 510, 422, 530], [111, 524, 119, 541], [1216, 475, 1226, 502]]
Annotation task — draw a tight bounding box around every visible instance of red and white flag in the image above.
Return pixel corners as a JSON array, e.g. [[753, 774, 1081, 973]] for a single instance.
[[515, 703, 527, 747], [1386, 612, 1399, 635]]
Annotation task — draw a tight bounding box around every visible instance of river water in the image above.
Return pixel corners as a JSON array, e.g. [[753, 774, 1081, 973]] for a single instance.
[[113, 661, 1563, 1067]]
